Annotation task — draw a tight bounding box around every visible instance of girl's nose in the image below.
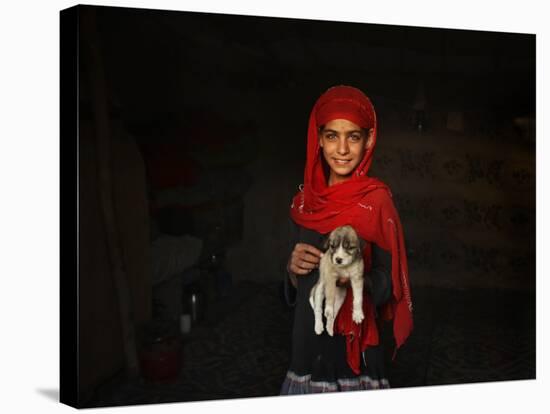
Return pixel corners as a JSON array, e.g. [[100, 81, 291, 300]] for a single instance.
[[336, 137, 349, 154]]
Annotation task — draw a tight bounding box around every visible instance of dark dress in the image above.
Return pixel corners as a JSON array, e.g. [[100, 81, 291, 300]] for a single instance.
[[280, 221, 392, 394]]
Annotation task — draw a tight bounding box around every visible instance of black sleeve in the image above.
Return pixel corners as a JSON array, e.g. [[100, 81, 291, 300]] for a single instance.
[[369, 243, 392, 307], [283, 218, 299, 307]]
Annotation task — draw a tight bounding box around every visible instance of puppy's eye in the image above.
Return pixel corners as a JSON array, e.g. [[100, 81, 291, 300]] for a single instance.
[[348, 245, 357, 250]]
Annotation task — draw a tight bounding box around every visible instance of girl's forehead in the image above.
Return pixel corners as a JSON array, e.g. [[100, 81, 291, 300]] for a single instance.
[[323, 118, 362, 131]]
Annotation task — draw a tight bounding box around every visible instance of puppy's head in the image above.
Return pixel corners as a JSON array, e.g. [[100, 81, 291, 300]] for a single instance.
[[323, 225, 364, 267]]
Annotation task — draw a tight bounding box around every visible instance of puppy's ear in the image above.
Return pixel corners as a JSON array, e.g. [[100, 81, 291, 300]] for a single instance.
[[322, 235, 330, 252], [359, 237, 367, 252]]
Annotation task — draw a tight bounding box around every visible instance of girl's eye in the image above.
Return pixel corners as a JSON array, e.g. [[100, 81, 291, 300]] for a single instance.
[[326, 134, 337, 140], [349, 135, 361, 142]]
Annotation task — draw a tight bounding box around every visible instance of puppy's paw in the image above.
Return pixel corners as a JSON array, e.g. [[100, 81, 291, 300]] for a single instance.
[[352, 308, 364, 324], [326, 321, 334, 336], [314, 320, 324, 335], [324, 307, 334, 320]]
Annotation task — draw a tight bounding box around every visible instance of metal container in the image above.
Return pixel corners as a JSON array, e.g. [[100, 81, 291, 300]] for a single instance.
[[182, 283, 206, 323]]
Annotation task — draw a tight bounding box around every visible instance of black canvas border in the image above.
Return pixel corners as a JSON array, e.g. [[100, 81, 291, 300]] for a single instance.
[[60, 4, 79, 408]]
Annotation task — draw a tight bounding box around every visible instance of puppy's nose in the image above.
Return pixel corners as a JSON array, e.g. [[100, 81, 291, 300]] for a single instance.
[[335, 257, 342, 264]]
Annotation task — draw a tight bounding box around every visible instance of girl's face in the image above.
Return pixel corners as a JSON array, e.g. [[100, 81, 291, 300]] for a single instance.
[[318, 119, 374, 186]]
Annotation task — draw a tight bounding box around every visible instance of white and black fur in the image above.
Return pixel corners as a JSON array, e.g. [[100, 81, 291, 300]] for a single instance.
[[309, 225, 367, 336]]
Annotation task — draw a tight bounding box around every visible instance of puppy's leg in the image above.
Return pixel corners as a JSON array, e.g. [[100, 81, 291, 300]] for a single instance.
[[325, 286, 347, 336], [324, 278, 337, 336], [309, 284, 316, 310], [350, 276, 365, 324], [312, 282, 325, 335]]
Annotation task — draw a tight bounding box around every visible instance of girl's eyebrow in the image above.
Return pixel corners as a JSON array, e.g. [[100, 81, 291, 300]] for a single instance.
[[322, 129, 363, 134]]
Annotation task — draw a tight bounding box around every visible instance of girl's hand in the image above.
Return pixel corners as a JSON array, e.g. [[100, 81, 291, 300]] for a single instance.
[[288, 243, 323, 275]]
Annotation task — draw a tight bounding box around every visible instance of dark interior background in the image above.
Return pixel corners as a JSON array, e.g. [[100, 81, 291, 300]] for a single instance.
[[75, 4, 535, 407]]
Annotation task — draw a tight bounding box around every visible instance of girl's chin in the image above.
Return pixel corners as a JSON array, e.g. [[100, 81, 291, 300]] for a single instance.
[[330, 164, 354, 174]]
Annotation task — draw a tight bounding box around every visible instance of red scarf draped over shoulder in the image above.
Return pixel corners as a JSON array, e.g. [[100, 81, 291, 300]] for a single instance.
[[289, 85, 413, 374]]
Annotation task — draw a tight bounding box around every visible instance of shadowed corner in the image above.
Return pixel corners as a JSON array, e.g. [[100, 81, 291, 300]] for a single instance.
[[36, 388, 59, 402]]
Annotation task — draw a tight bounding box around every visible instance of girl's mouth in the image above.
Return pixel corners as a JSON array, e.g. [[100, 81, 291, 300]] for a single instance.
[[333, 159, 351, 165]]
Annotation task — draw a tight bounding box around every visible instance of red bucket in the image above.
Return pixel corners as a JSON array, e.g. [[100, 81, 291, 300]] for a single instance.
[[138, 320, 182, 383]]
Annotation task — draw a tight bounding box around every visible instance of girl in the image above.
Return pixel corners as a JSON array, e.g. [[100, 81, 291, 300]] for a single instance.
[[280, 85, 413, 394]]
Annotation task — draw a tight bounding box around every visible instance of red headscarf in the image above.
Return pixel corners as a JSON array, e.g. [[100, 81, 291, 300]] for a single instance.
[[290, 85, 413, 374]]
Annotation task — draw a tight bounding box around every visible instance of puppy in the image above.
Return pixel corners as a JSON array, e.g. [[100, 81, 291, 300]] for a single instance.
[[309, 225, 366, 336]]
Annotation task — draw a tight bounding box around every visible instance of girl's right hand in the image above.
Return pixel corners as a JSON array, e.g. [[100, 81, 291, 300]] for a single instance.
[[287, 243, 324, 275]]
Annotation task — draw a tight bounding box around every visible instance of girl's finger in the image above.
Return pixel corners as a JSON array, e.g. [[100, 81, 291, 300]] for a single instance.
[[300, 252, 321, 265], [298, 259, 316, 270], [297, 243, 323, 258]]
